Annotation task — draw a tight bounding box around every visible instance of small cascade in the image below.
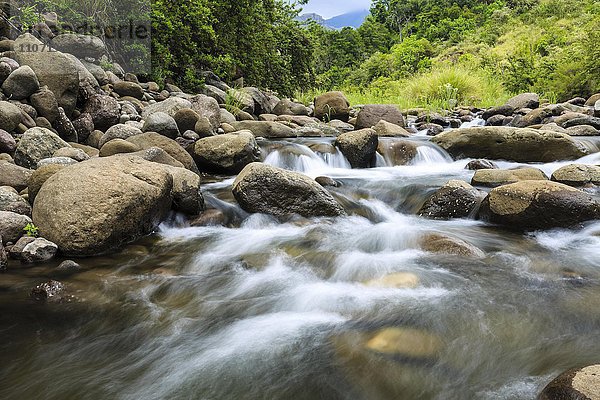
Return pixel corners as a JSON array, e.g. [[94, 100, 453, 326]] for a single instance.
[[411, 143, 454, 165], [460, 117, 486, 128], [262, 141, 351, 173], [573, 136, 600, 154]]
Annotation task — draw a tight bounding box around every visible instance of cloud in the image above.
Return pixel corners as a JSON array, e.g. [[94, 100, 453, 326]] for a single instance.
[[299, 0, 372, 18]]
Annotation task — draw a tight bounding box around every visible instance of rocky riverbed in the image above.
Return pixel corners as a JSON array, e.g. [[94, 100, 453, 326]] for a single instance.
[[1, 30, 600, 400]]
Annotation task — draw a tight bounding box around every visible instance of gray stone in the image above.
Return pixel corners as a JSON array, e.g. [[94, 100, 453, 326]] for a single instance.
[[21, 237, 58, 263], [142, 112, 179, 139], [14, 127, 70, 169], [335, 128, 378, 168], [1, 65, 39, 100], [356, 104, 405, 130], [0, 211, 31, 244], [98, 124, 143, 148], [192, 131, 261, 174]]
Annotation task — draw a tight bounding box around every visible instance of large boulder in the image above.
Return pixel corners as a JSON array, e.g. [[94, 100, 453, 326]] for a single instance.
[[471, 168, 548, 188], [98, 124, 142, 148], [113, 81, 144, 100], [231, 121, 295, 138], [1, 65, 39, 99], [0, 210, 31, 244], [505, 92, 539, 110], [355, 104, 405, 130], [0, 100, 22, 132], [538, 365, 600, 400], [242, 87, 272, 115], [373, 120, 411, 137], [27, 164, 65, 204], [126, 132, 199, 173], [432, 127, 588, 162], [314, 91, 350, 122], [192, 131, 261, 174], [189, 95, 220, 129], [51, 33, 106, 59], [272, 99, 310, 116], [479, 180, 600, 231], [142, 112, 179, 139], [335, 128, 378, 168], [30, 87, 59, 123], [418, 180, 483, 220], [141, 97, 192, 118], [551, 164, 600, 187], [14, 127, 70, 169], [32, 155, 174, 256], [14, 34, 79, 116], [232, 163, 346, 218], [0, 161, 32, 191], [82, 95, 120, 131]]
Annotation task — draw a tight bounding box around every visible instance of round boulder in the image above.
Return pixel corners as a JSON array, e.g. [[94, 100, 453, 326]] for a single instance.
[[142, 112, 180, 139], [356, 104, 405, 130], [98, 124, 143, 148], [126, 132, 198, 173], [479, 181, 600, 231], [14, 127, 70, 169], [418, 180, 483, 220], [0, 100, 22, 132], [539, 365, 600, 400], [551, 164, 600, 187], [471, 168, 548, 188], [232, 163, 346, 218], [192, 131, 261, 174], [314, 91, 350, 122], [82, 95, 120, 131], [1, 65, 39, 100], [0, 211, 31, 244], [32, 155, 174, 256], [335, 128, 378, 168]]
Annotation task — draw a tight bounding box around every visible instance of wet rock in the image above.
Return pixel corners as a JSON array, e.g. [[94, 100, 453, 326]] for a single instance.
[[466, 159, 498, 170], [377, 139, 418, 166], [315, 176, 341, 188], [314, 91, 350, 122], [563, 116, 600, 130], [56, 260, 81, 272], [364, 272, 420, 289], [373, 120, 410, 137], [335, 128, 378, 168], [420, 233, 485, 258], [0, 100, 22, 132], [419, 123, 445, 136], [365, 327, 443, 358], [21, 237, 57, 263], [192, 131, 261, 174], [98, 124, 142, 148], [160, 165, 204, 215], [471, 168, 548, 188], [551, 164, 600, 187], [538, 365, 600, 400], [32, 155, 173, 256], [0, 235, 6, 270], [232, 163, 346, 218], [126, 132, 199, 173], [14, 127, 70, 169], [566, 125, 600, 136], [432, 127, 587, 163], [0, 161, 32, 191], [0, 188, 31, 216], [142, 111, 180, 139], [1, 65, 39, 100], [9, 236, 36, 260], [418, 180, 483, 220], [355, 104, 405, 130], [231, 121, 295, 138], [30, 280, 69, 302], [479, 181, 600, 231], [505, 92, 540, 110], [0, 211, 31, 244], [0, 128, 16, 154], [82, 95, 120, 131], [190, 209, 228, 227]]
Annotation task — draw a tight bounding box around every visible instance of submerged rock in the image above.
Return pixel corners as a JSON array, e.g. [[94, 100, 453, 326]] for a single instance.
[[538, 364, 600, 400], [432, 127, 587, 162], [418, 180, 483, 220], [420, 233, 485, 258], [335, 128, 378, 168], [30, 280, 70, 302], [479, 180, 600, 231], [232, 162, 346, 218]]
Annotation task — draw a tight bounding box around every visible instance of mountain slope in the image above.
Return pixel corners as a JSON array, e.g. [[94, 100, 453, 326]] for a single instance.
[[298, 9, 369, 29]]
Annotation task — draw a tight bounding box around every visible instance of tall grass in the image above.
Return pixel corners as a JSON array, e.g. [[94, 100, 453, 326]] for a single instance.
[[296, 65, 510, 111]]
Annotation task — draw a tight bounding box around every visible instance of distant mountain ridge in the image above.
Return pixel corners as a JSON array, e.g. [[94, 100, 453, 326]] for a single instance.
[[297, 9, 369, 29]]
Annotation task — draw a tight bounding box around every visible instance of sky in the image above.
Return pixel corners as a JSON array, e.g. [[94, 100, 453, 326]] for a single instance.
[[298, 0, 372, 19]]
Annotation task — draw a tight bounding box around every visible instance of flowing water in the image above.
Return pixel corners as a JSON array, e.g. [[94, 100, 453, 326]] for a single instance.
[[1, 133, 600, 400]]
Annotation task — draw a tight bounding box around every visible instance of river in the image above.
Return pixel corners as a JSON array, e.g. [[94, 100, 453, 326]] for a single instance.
[[1, 123, 600, 399]]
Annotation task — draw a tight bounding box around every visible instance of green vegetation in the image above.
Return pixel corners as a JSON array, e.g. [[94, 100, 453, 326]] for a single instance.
[[12, 0, 600, 108], [23, 223, 39, 238]]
